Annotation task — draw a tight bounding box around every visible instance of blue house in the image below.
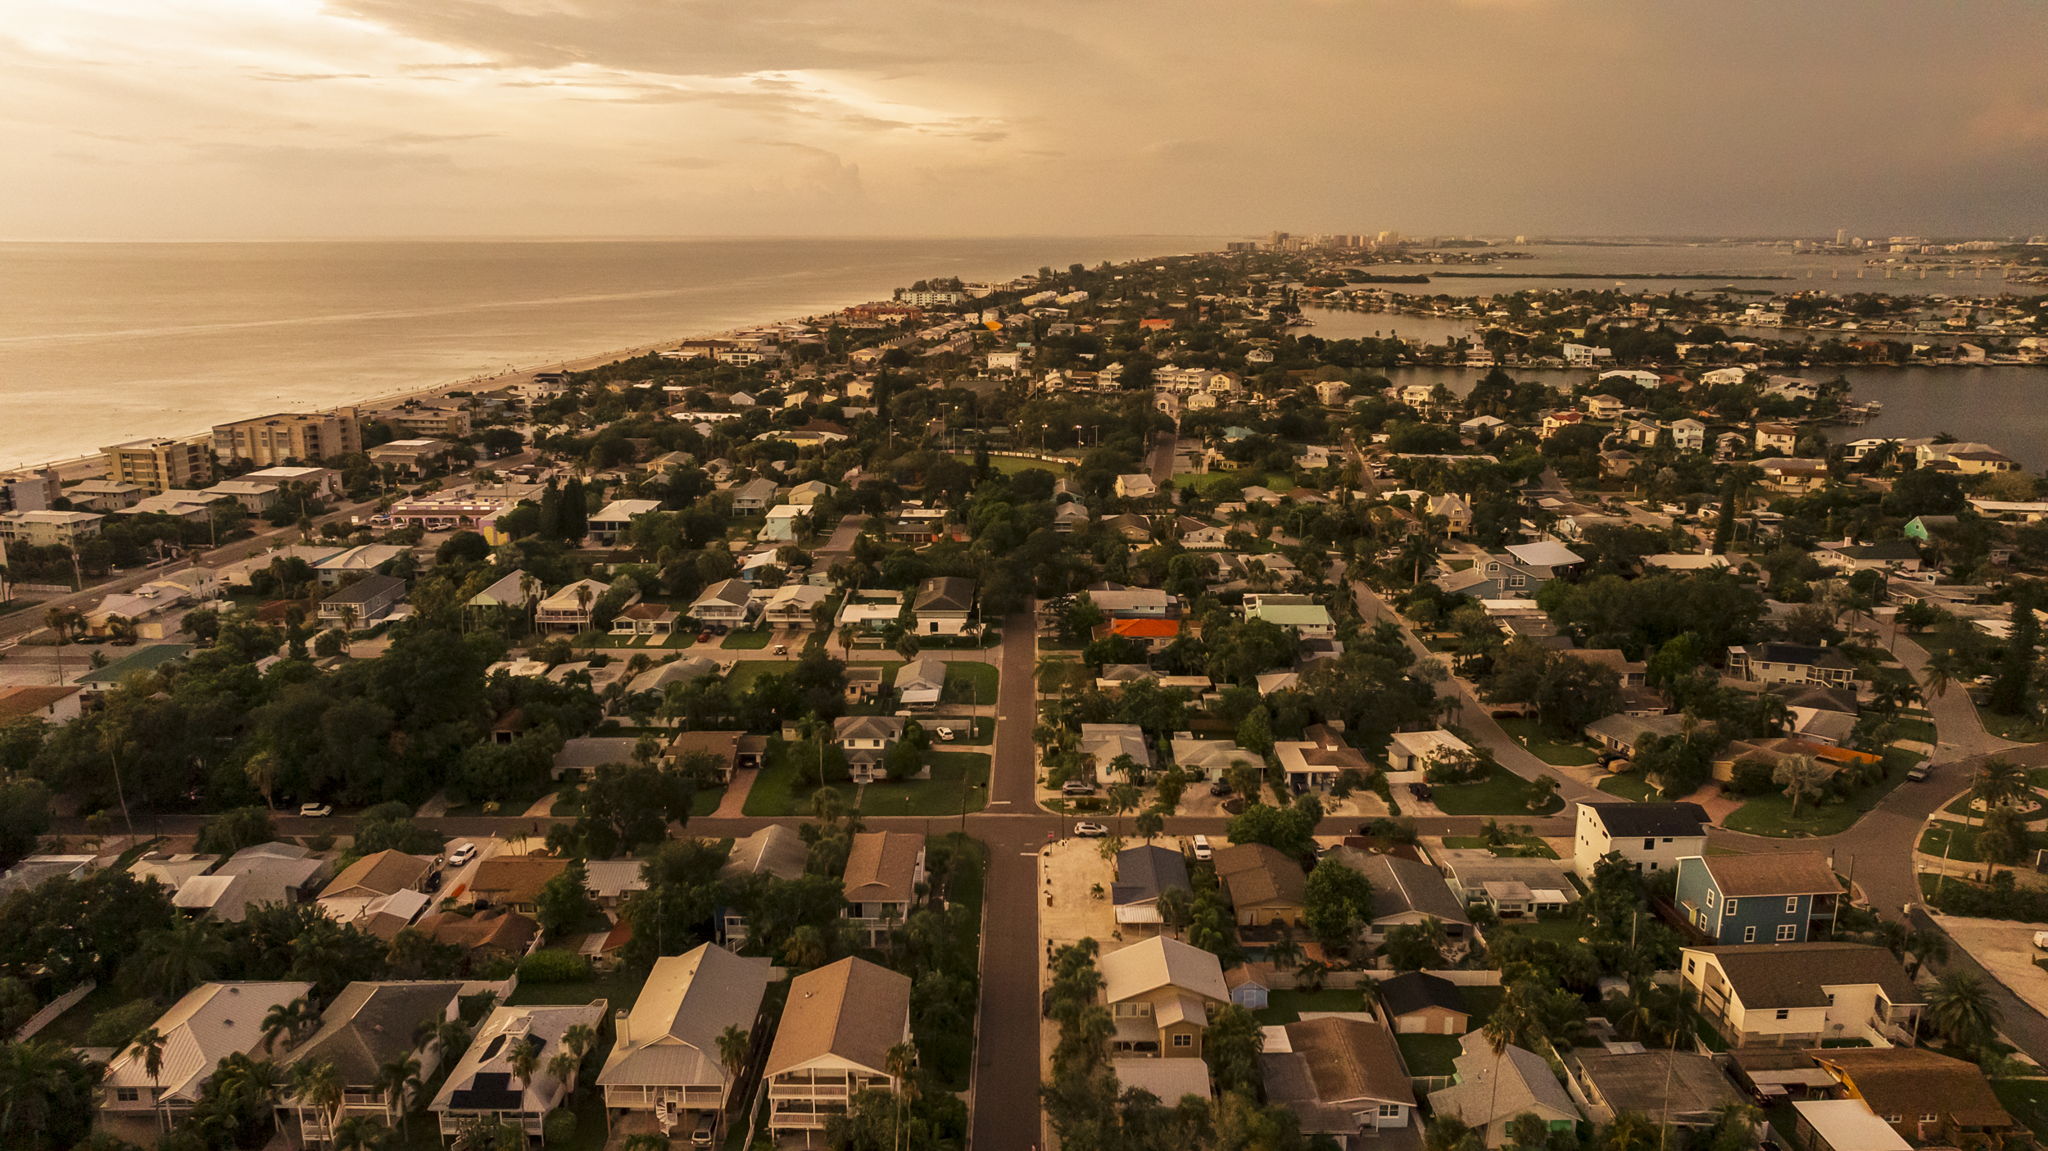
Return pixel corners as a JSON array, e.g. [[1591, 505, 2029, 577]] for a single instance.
[[1673, 853, 1839, 945]]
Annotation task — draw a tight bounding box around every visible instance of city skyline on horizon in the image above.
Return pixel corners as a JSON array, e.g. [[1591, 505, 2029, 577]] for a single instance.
[[4, 1, 2046, 241]]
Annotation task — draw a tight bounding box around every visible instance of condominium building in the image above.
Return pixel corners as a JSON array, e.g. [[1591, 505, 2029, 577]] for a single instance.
[[103, 437, 214, 493], [212, 409, 362, 466]]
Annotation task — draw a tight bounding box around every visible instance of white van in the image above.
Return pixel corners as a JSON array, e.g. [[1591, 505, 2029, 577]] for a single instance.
[[1191, 835, 1213, 862]]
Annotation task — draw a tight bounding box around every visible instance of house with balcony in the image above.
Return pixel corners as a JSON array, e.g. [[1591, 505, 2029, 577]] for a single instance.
[[598, 944, 773, 1139], [431, 1001, 608, 1143], [1675, 852, 1840, 945], [276, 981, 465, 1147], [1726, 642, 1857, 690], [842, 831, 925, 946], [687, 578, 755, 632], [1681, 942, 1922, 1049], [101, 982, 315, 1134], [763, 958, 914, 1136], [1572, 801, 1710, 879], [1100, 936, 1230, 1059], [832, 715, 906, 784], [535, 579, 633, 633], [717, 825, 810, 947]]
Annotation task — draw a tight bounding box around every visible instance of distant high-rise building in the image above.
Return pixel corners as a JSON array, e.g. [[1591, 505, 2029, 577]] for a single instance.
[[1834, 227, 1849, 246], [213, 408, 363, 467], [103, 437, 212, 493]]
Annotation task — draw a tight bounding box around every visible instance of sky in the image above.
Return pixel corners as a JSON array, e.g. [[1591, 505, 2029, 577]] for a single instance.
[[3, 0, 2046, 241]]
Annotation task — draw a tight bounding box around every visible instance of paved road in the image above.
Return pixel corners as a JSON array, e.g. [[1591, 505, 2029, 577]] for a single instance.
[[1147, 427, 1177, 484]]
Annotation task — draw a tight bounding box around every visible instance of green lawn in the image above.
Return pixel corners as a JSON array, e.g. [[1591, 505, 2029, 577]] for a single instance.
[[1994, 1079, 2048, 1143], [1397, 1033, 1465, 1077], [1429, 765, 1565, 816], [1441, 833, 1557, 859], [744, 744, 990, 818], [1253, 989, 1366, 1025], [721, 629, 772, 650], [1894, 717, 1938, 744], [691, 786, 726, 817], [1722, 750, 1920, 838], [953, 452, 1073, 477], [1497, 718, 1599, 766], [945, 661, 1000, 705], [1985, 711, 2048, 742], [1918, 819, 2048, 865], [1037, 659, 1088, 693], [1461, 985, 1503, 1026], [1171, 470, 1292, 496], [1597, 772, 1660, 801], [507, 966, 648, 1009], [1487, 913, 1589, 946]]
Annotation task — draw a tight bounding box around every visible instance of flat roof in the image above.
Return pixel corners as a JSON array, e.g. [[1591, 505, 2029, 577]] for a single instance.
[[1793, 1100, 1910, 1151]]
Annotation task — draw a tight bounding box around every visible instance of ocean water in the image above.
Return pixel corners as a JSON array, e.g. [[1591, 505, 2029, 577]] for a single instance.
[[0, 236, 1211, 468]]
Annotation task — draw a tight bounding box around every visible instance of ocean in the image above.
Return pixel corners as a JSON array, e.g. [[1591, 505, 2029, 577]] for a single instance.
[[0, 236, 1213, 469]]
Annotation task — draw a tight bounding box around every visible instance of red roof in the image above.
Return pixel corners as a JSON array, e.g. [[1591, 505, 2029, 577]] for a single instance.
[[1110, 618, 1181, 639]]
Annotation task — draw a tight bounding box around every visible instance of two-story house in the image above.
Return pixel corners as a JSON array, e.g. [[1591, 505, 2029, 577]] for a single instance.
[[1435, 542, 1582, 600], [1669, 418, 1708, 451], [1811, 1048, 2017, 1149], [716, 825, 810, 947], [431, 1001, 609, 1143], [1099, 936, 1231, 1058], [598, 944, 773, 1136], [910, 576, 976, 636], [729, 477, 779, 516], [102, 982, 316, 1134], [831, 715, 906, 784], [1726, 642, 1857, 691], [1754, 422, 1799, 454], [276, 981, 465, 1147], [1674, 853, 1839, 944], [841, 831, 925, 946], [1572, 801, 1710, 879], [762, 958, 914, 1136], [687, 578, 756, 632], [1681, 942, 1921, 1049]]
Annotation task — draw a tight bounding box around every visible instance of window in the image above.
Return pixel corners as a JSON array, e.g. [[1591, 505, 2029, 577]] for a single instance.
[[1642, 838, 1656, 850], [1705, 890, 1717, 908], [1921, 1113, 1938, 1123], [1379, 1105, 1403, 1118], [1775, 1009, 1791, 1021], [1777, 924, 1798, 941], [1743, 926, 1757, 943], [115, 1088, 139, 1103], [1786, 897, 1800, 914], [1171, 1034, 1193, 1049], [1685, 958, 1696, 974], [1723, 898, 1738, 914]]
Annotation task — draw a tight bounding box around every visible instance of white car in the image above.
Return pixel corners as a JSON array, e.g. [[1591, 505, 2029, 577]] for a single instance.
[[933, 726, 956, 741], [298, 803, 333, 818], [447, 843, 478, 867], [1073, 821, 1110, 838]]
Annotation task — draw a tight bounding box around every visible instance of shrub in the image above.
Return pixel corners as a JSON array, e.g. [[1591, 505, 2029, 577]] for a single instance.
[[543, 1108, 578, 1146], [84, 999, 164, 1048], [517, 949, 592, 984], [1725, 758, 1777, 796]]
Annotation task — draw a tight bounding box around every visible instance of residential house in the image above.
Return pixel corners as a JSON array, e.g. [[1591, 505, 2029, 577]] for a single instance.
[[832, 715, 906, 784], [760, 584, 829, 629], [1261, 1018, 1416, 1140], [318, 574, 407, 629], [1583, 394, 1625, 420], [173, 843, 326, 922], [1563, 1048, 1744, 1128], [101, 982, 316, 1131], [276, 981, 465, 1147], [1433, 851, 1576, 918], [1726, 642, 1857, 690], [588, 499, 661, 546], [762, 958, 915, 1136], [1793, 1100, 1913, 1151], [1079, 723, 1153, 779], [729, 478, 779, 516], [894, 655, 947, 709], [1116, 474, 1161, 500], [1572, 801, 1710, 879], [1428, 492, 1474, 535], [759, 504, 806, 542], [1275, 724, 1371, 793], [550, 736, 641, 781], [1386, 729, 1474, 773], [1213, 844, 1307, 931], [1112, 845, 1192, 929], [1436, 542, 1581, 600], [841, 831, 925, 946], [1757, 457, 1829, 493], [316, 849, 434, 938], [413, 908, 537, 968], [1245, 594, 1335, 639], [1376, 971, 1469, 1035], [1169, 735, 1262, 782], [911, 576, 976, 636], [1099, 936, 1231, 1058], [598, 944, 773, 1134], [467, 855, 569, 916], [836, 589, 904, 633], [1680, 942, 1922, 1048], [1810, 1047, 2017, 1149], [717, 826, 810, 947], [431, 1002, 609, 1144], [1670, 418, 1707, 450], [1427, 1033, 1581, 1148], [667, 730, 747, 784], [1674, 852, 1840, 944], [536, 579, 633, 633], [609, 602, 680, 640], [1755, 423, 1800, 454], [1350, 851, 1472, 949], [1815, 539, 1923, 574], [687, 579, 756, 632]]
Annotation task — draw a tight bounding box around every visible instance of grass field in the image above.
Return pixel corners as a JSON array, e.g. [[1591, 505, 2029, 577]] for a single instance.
[[1497, 718, 1599, 766], [952, 452, 1074, 477], [1429, 765, 1565, 816], [1722, 749, 1920, 838], [1171, 470, 1293, 497], [744, 744, 990, 818], [720, 629, 771, 650], [1253, 988, 1366, 1025], [1397, 1033, 1464, 1076], [946, 661, 1000, 704], [1441, 832, 1558, 859], [1596, 772, 1660, 801]]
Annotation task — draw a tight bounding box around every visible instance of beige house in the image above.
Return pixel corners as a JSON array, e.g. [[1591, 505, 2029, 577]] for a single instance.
[[1681, 943, 1922, 1049], [276, 981, 465, 1147], [101, 981, 315, 1132], [763, 958, 914, 1134], [1212, 843, 1306, 928], [842, 832, 926, 946], [1099, 936, 1230, 1058], [598, 944, 773, 1137]]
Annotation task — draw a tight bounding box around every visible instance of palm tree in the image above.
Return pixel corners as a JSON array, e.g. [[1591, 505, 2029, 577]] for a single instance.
[[715, 1025, 749, 1087], [1925, 970, 2002, 1049], [1972, 758, 2029, 822], [1921, 650, 1962, 700], [562, 1023, 597, 1062], [884, 1041, 918, 1151], [131, 1027, 166, 1128], [376, 1053, 421, 1130], [1480, 988, 1539, 1134], [434, 1019, 472, 1064], [546, 1050, 579, 1093], [262, 997, 319, 1053], [507, 1035, 540, 1090], [331, 1115, 392, 1151], [135, 917, 227, 998], [290, 1058, 343, 1142]]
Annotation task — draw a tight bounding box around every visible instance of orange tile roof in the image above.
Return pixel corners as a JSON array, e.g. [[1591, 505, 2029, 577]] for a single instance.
[[1110, 617, 1181, 639]]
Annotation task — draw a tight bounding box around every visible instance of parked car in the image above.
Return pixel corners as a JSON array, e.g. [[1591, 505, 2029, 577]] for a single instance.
[[1191, 834, 1212, 861], [772, 644, 788, 655], [298, 803, 333, 818], [690, 1118, 717, 1147], [1073, 821, 1109, 838], [1208, 780, 1233, 797], [1406, 782, 1434, 801], [447, 842, 478, 866], [1060, 779, 1097, 796], [696, 630, 713, 643], [933, 726, 956, 741]]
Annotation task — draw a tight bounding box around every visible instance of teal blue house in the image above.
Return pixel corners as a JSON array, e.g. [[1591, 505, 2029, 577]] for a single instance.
[[1673, 853, 1840, 944]]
